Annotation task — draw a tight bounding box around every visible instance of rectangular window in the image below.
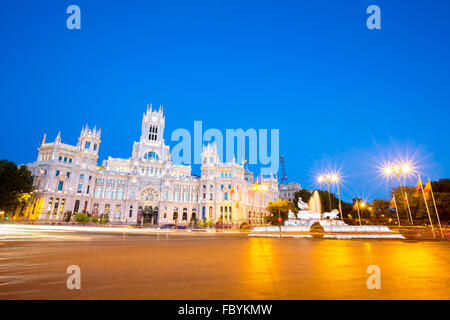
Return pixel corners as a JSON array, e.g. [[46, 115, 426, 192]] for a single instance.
[[47, 198, 53, 211], [77, 184, 82, 193], [59, 199, 65, 214], [57, 181, 64, 191]]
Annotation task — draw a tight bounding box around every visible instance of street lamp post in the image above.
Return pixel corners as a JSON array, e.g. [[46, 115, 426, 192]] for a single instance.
[[384, 164, 414, 226], [394, 165, 414, 225], [252, 182, 268, 227], [318, 175, 332, 212], [355, 199, 362, 226], [331, 174, 343, 221]]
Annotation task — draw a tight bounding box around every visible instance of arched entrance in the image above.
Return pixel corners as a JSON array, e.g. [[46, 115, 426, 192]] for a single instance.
[[139, 186, 160, 226], [143, 206, 159, 226]]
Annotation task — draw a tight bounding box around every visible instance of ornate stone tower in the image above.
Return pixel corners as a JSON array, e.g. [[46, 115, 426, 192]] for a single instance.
[[77, 124, 101, 168], [140, 104, 165, 144], [132, 104, 170, 162], [201, 143, 220, 167]]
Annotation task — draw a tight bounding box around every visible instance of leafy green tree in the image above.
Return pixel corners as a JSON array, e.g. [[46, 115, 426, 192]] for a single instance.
[[205, 220, 214, 228], [74, 212, 90, 223], [0, 160, 34, 215], [101, 213, 109, 223], [265, 199, 298, 225]]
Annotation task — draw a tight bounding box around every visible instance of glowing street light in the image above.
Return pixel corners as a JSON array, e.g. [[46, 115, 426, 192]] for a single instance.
[[383, 162, 414, 225], [317, 172, 343, 221], [354, 199, 364, 226], [317, 174, 332, 212], [330, 174, 343, 222], [251, 182, 268, 226]]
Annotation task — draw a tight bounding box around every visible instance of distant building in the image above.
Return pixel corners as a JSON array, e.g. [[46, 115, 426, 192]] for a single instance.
[[25, 106, 279, 225], [279, 182, 302, 202]]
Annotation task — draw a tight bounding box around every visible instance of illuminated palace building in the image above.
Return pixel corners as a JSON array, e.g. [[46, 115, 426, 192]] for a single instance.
[[26, 106, 278, 225]]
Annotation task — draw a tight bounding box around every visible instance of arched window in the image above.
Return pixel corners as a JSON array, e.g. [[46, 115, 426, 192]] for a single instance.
[[143, 151, 159, 160], [73, 200, 80, 213]]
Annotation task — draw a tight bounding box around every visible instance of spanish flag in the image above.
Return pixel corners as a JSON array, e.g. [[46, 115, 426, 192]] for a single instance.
[[424, 179, 432, 200], [389, 196, 396, 209], [236, 201, 239, 208], [231, 184, 235, 194], [424, 179, 432, 192], [413, 177, 422, 197], [243, 159, 247, 165]]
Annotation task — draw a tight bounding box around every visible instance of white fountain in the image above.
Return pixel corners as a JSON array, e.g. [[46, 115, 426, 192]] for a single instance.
[[284, 192, 347, 229], [250, 191, 405, 239]]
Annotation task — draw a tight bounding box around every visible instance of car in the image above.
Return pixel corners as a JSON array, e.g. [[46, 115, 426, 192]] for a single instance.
[[158, 223, 176, 229], [158, 224, 188, 230]]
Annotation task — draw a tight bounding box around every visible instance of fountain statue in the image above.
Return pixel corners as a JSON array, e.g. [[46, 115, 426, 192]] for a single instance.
[[251, 190, 404, 239], [308, 190, 322, 214], [284, 192, 345, 227], [322, 209, 339, 219]]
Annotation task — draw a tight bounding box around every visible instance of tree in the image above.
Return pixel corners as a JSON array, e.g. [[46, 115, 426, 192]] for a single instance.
[[74, 212, 90, 223], [0, 160, 34, 215], [293, 189, 353, 219], [265, 199, 298, 225]]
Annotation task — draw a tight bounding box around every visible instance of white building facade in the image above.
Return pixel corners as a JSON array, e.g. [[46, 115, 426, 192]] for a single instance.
[[279, 182, 302, 202], [26, 106, 279, 226]]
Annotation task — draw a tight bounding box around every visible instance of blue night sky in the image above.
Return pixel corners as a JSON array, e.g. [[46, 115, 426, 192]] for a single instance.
[[1, 0, 449, 202]]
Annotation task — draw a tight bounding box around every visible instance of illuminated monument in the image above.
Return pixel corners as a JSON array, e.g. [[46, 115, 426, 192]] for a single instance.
[[251, 191, 405, 239]]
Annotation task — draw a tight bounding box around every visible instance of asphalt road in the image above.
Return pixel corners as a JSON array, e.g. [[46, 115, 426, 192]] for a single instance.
[[0, 225, 449, 299]]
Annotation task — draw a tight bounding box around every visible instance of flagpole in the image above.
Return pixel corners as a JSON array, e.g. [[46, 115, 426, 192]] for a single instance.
[[429, 183, 444, 240], [396, 173, 414, 225], [419, 175, 435, 240], [356, 199, 362, 226], [393, 195, 401, 227], [405, 192, 414, 225]]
